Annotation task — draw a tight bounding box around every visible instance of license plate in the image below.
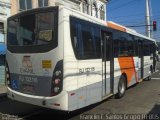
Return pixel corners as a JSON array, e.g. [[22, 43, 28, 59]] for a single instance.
[[23, 84, 34, 93]]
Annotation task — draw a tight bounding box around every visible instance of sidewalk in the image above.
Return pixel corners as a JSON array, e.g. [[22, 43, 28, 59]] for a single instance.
[[0, 85, 7, 97]]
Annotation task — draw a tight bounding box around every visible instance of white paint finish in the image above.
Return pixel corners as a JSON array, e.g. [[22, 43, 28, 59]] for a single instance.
[[7, 87, 69, 110]]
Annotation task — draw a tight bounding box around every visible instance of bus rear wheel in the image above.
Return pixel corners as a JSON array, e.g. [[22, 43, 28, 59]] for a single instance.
[[150, 65, 153, 74], [115, 75, 127, 99]]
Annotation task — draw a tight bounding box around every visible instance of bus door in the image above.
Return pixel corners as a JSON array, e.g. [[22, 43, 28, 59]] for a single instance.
[[138, 40, 144, 80], [101, 31, 114, 97]]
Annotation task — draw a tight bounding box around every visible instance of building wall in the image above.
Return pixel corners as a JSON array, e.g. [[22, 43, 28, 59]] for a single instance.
[[0, 0, 11, 18], [0, 0, 11, 43], [10, 0, 18, 15], [48, 0, 53, 6], [0, 0, 11, 85], [0, 55, 5, 85], [10, 0, 107, 20]]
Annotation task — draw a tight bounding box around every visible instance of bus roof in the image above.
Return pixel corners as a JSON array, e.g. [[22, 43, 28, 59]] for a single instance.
[[107, 21, 156, 42], [9, 5, 156, 42]]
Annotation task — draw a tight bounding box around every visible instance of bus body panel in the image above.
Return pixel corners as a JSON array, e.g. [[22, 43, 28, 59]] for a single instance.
[[6, 49, 62, 96], [62, 8, 102, 110], [7, 6, 67, 110], [7, 87, 68, 110]]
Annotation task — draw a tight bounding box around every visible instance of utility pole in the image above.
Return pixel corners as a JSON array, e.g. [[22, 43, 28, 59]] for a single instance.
[[146, 0, 151, 37]]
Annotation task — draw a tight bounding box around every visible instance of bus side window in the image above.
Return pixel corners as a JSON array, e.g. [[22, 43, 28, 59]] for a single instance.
[[70, 17, 101, 60], [73, 36, 77, 48], [113, 31, 135, 57]]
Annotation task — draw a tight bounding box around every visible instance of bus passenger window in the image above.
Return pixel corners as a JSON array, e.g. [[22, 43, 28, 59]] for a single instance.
[[70, 17, 101, 60], [37, 12, 54, 45], [73, 36, 77, 48], [8, 19, 19, 45]]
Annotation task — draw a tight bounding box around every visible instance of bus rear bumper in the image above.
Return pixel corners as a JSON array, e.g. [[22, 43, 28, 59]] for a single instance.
[[7, 87, 68, 111]]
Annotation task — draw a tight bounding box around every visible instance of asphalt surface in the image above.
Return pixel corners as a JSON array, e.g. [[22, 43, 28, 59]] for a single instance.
[[0, 63, 160, 120]]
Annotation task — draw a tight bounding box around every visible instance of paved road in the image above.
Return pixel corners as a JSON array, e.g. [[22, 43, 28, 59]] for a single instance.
[[0, 63, 160, 120], [70, 72, 160, 120]]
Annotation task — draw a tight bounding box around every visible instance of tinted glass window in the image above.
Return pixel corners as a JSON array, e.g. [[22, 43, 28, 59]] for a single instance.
[[27, 0, 32, 9], [19, 0, 32, 10], [70, 17, 101, 59], [38, 0, 43, 7], [8, 12, 56, 46], [113, 31, 135, 57], [19, 0, 25, 10], [134, 37, 139, 56], [8, 19, 18, 45], [143, 40, 154, 56], [101, 31, 112, 61], [37, 12, 54, 44], [38, 0, 48, 7], [44, 0, 48, 6], [7, 7, 58, 53], [18, 14, 35, 46], [150, 42, 154, 55]]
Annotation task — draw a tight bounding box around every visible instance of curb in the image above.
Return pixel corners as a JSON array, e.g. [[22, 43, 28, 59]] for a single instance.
[[0, 85, 7, 98]]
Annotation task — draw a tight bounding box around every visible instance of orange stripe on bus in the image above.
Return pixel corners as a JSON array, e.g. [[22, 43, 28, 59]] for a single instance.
[[118, 57, 136, 84], [131, 57, 138, 82], [107, 22, 126, 32]]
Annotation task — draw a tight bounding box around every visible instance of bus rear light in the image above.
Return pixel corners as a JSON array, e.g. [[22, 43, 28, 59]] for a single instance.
[[6, 74, 10, 79], [6, 73, 10, 84], [54, 87, 60, 93], [55, 70, 62, 77], [54, 103, 60, 106], [54, 78, 61, 85], [6, 63, 11, 86], [70, 93, 75, 96], [51, 60, 63, 96], [6, 67, 9, 72]]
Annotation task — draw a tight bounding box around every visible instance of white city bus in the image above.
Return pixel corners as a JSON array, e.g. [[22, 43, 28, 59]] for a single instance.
[[6, 6, 157, 111]]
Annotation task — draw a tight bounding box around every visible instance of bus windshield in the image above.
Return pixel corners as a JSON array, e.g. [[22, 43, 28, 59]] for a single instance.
[[8, 12, 55, 46]]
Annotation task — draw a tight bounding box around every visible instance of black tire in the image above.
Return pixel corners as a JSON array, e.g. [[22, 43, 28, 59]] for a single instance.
[[145, 66, 153, 81], [145, 66, 152, 81], [115, 75, 127, 99], [147, 75, 151, 81], [150, 66, 153, 74]]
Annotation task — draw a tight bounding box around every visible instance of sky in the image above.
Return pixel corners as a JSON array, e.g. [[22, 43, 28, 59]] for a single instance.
[[106, 0, 160, 41]]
